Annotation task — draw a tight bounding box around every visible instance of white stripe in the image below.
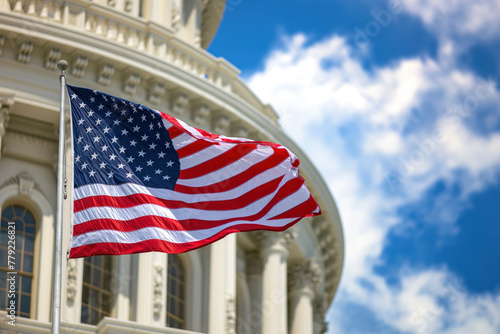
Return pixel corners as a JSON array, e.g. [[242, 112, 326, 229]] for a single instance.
[[74, 162, 297, 203], [171, 133, 196, 148], [165, 115, 265, 146], [264, 182, 312, 219], [177, 145, 276, 186], [71, 217, 298, 247], [178, 142, 231, 169], [74, 179, 299, 225], [161, 118, 173, 129], [173, 117, 206, 138]]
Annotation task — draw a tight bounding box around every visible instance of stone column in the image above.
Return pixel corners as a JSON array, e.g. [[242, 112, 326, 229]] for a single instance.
[[134, 252, 167, 326], [225, 234, 237, 334], [288, 258, 321, 334], [258, 230, 295, 334], [207, 235, 237, 334], [246, 251, 263, 334], [114, 254, 132, 320], [0, 96, 14, 160]]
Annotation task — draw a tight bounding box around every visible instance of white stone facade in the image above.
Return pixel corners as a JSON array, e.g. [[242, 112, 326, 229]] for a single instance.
[[0, 1, 344, 333]]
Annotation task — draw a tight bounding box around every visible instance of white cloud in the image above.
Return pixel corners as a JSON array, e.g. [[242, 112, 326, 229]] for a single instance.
[[246, 32, 500, 333], [400, 0, 500, 40], [330, 268, 500, 334]]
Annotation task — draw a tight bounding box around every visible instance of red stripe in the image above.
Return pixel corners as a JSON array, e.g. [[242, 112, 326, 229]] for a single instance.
[[161, 111, 295, 152], [176, 140, 216, 159], [167, 126, 184, 139], [160, 112, 221, 140], [74, 177, 284, 213], [174, 147, 289, 194], [179, 144, 257, 179], [69, 218, 302, 258], [73, 177, 306, 235], [270, 194, 319, 220]]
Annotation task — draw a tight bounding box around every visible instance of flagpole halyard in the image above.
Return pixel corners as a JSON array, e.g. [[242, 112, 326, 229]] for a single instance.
[[52, 59, 68, 334]]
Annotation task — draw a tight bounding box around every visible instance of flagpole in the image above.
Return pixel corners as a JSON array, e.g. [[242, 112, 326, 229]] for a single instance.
[[52, 60, 68, 334]]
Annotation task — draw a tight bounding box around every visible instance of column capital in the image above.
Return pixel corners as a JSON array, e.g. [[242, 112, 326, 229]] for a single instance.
[[0, 95, 14, 136], [256, 229, 296, 258], [288, 258, 321, 296]]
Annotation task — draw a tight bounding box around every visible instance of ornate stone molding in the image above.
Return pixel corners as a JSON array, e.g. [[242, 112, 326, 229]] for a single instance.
[[311, 217, 339, 297], [4, 130, 57, 148], [67, 259, 78, 303], [0, 96, 14, 137], [288, 258, 321, 294], [98, 63, 115, 86], [71, 55, 89, 78], [192, 104, 210, 126], [123, 73, 141, 95], [171, 93, 189, 115], [18, 171, 35, 196], [153, 264, 164, 318], [45, 47, 62, 70], [213, 115, 230, 136], [0, 175, 17, 189], [0, 171, 44, 197], [313, 296, 328, 334], [124, 0, 134, 12], [232, 125, 248, 138], [226, 294, 236, 334], [17, 40, 33, 63], [148, 82, 165, 105]]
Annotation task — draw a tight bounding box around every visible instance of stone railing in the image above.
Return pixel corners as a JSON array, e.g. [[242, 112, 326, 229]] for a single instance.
[[0, 0, 279, 122]]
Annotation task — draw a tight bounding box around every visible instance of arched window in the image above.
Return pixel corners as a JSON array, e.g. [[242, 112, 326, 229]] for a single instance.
[[0, 204, 36, 318], [166, 254, 186, 328], [81, 256, 114, 325]]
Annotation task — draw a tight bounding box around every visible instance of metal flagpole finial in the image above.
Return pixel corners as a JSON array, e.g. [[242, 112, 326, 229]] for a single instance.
[[57, 60, 68, 74]]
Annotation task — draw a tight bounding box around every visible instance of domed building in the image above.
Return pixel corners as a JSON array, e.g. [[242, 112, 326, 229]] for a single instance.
[[0, 1, 344, 333]]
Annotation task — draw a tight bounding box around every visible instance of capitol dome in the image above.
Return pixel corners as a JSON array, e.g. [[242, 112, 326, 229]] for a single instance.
[[0, 1, 344, 333]]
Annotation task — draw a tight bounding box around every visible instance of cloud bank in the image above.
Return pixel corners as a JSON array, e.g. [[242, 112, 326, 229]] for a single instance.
[[245, 2, 500, 330]]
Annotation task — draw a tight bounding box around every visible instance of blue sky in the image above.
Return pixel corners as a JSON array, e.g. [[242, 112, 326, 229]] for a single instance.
[[209, 0, 500, 333]]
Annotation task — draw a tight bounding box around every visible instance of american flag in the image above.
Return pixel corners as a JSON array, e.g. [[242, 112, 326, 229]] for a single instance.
[[68, 85, 320, 258]]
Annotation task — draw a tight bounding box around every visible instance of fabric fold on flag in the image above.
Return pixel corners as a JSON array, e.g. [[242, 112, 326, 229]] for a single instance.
[[67, 85, 321, 258]]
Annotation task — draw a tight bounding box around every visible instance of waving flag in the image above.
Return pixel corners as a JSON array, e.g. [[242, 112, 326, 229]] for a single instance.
[[68, 85, 320, 258]]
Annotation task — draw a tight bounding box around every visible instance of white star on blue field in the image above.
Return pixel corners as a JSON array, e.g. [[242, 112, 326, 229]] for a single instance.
[[209, 1, 500, 333]]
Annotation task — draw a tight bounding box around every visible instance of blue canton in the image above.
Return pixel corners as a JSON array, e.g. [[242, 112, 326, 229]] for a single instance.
[[68, 85, 180, 190]]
